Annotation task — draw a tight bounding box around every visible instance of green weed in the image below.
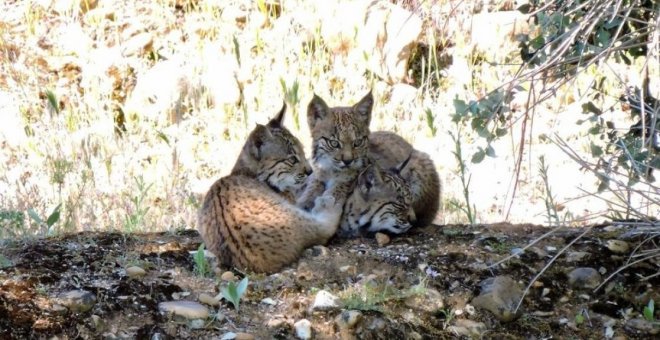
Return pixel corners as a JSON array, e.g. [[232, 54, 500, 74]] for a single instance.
[[123, 176, 153, 232], [448, 123, 477, 224], [193, 243, 211, 277], [643, 299, 655, 322], [221, 276, 249, 311], [28, 204, 61, 236]]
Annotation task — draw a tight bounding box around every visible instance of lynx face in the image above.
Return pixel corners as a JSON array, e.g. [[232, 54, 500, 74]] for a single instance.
[[232, 103, 312, 194], [307, 92, 373, 174], [339, 163, 415, 237]]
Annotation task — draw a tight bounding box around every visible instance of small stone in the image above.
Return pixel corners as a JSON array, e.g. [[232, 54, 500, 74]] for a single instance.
[[567, 267, 602, 290], [198, 293, 220, 306], [311, 290, 340, 311], [220, 271, 236, 281], [566, 251, 591, 263], [234, 332, 256, 340], [125, 266, 146, 279], [158, 301, 209, 320], [375, 232, 390, 246], [625, 318, 660, 335], [471, 276, 523, 322], [606, 240, 630, 254], [404, 288, 444, 313], [189, 319, 205, 329], [294, 319, 312, 339], [449, 319, 487, 337], [307, 245, 329, 257], [545, 246, 557, 252], [335, 310, 363, 329], [90, 314, 104, 330], [261, 297, 277, 306], [51, 304, 68, 315], [58, 290, 97, 313], [339, 265, 357, 275]]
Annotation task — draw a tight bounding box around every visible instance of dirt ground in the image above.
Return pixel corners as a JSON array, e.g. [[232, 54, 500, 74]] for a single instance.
[[1, 223, 658, 339]]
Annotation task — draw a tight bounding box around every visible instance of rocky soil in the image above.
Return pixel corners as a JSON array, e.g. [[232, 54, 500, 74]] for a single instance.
[[1, 223, 658, 339]]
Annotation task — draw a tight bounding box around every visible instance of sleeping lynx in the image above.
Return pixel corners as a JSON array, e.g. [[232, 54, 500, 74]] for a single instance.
[[197, 104, 346, 273], [298, 92, 441, 236]]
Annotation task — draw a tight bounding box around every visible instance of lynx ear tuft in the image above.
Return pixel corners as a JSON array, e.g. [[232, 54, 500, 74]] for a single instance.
[[250, 124, 271, 160], [307, 94, 330, 128], [353, 90, 373, 124], [358, 165, 382, 192], [393, 152, 413, 174], [268, 101, 287, 128]]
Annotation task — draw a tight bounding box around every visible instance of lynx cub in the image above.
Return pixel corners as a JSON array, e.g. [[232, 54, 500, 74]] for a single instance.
[[368, 131, 441, 228], [298, 92, 441, 236], [339, 156, 416, 237], [197, 104, 345, 273], [296, 92, 374, 210]]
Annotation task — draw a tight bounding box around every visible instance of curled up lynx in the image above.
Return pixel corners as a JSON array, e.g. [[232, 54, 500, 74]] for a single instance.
[[197, 104, 346, 273], [298, 92, 441, 237]]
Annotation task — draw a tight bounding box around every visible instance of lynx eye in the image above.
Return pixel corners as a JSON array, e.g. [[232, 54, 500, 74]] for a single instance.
[[353, 137, 366, 147], [288, 155, 299, 164], [324, 138, 341, 149]]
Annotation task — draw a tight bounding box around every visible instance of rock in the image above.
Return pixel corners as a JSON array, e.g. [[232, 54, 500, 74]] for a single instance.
[[471, 276, 523, 322], [311, 290, 340, 311], [565, 251, 591, 263], [606, 240, 630, 254], [234, 332, 256, 340], [449, 319, 487, 337], [294, 319, 312, 339], [470, 11, 531, 54], [375, 232, 390, 246], [158, 301, 209, 320], [189, 319, 205, 329], [339, 265, 357, 275], [125, 266, 146, 279], [307, 245, 329, 257], [58, 290, 97, 313], [121, 32, 153, 57], [358, 1, 423, 83], [404, 288, 444, 313], [198, 293, 220, 306], [335, 310, 362, 330], [567, 267, 602, 290], [221, 271, 236, 281], [260, 297, 277, 306], [90, 314, 104, 330], [625, 318, 659, 335]]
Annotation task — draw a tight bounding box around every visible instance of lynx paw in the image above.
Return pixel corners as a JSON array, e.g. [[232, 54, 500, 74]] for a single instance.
[[312, 195, 336, 211]]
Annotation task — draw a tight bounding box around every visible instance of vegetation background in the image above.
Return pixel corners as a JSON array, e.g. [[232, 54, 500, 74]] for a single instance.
[[0, 0, 657, 239]]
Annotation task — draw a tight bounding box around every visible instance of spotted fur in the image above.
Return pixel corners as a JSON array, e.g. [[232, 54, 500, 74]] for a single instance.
[[339, 160, 415, 237], [197, 104, 344, 273], [296, 91, 374, 210]]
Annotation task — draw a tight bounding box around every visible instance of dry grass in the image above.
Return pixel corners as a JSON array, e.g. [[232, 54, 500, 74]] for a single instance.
[[0, 0, 656, 238]]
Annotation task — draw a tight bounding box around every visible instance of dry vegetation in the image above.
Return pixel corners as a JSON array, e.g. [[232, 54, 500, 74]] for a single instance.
[[0, 0, 657, 239]]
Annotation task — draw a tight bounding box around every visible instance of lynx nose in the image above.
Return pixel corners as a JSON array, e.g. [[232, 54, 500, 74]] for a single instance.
[[305, 167, 313, 176], [342, 158, 353, 166]]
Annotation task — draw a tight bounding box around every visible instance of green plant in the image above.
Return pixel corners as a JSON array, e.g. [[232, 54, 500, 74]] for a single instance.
[[28, 204, 61, 236], [221, 276, 249, 311], [424, 108, 437, 137], [0, 254, 11, 268], [123, 176, 153, 232], [0, 210, 25, 239], [435, 308, 455, 329], [340, 276, 427, 313], [280, 78, 300, 129], [45, 89, 60, 115], [448, 123, 477, 224], [574, 312, 585, 325], [643, 299, 655, 322], [538, 156, 561, 226], [193, 243, 211, 277]]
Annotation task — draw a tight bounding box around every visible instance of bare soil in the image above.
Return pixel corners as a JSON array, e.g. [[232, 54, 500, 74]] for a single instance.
[[1, 223, 658, 339]]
